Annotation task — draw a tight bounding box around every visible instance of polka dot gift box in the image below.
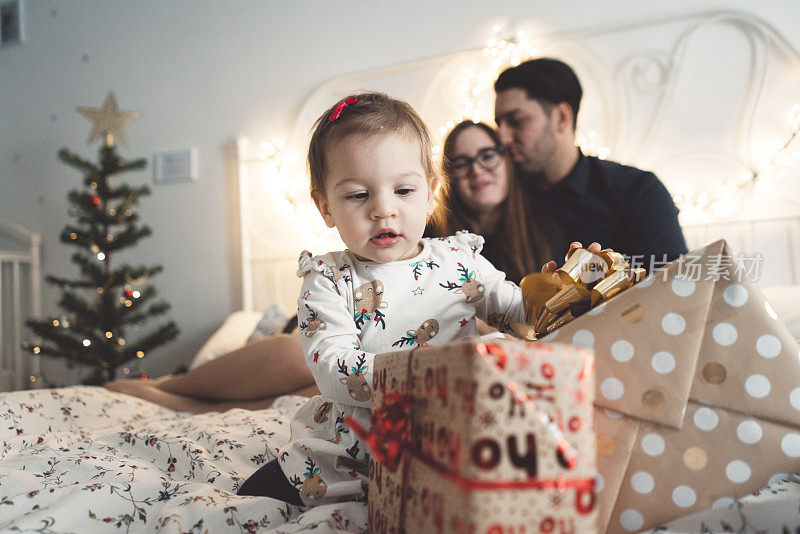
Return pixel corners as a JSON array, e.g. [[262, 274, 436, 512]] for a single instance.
[[365, 337, 597, 533], [542, 240, 800, 532]]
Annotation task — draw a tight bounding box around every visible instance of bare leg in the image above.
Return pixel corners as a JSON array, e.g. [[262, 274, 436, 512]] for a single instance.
[[105, 333, 316, 410], [105, 381, 320, 414], [158, 334, 313, 400]]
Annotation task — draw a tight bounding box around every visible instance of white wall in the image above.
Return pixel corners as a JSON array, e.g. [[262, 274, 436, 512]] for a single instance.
[[2, 0, 799, 379]]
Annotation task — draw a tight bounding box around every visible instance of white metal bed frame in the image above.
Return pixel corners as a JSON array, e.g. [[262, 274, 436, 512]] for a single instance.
[[235, 9, 800, 314], [682, 216, 800, 285], [0, 222, 41, 391]]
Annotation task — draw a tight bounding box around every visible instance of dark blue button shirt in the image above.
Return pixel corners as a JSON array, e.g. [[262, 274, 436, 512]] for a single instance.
[[524, 151, 688, 271]]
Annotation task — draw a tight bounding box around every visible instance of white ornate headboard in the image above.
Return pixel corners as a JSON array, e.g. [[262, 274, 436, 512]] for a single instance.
[[235, 9, 800, 313]]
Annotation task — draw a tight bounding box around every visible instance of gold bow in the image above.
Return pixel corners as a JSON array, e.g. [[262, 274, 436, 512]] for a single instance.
[[514, 248, 646, 340]]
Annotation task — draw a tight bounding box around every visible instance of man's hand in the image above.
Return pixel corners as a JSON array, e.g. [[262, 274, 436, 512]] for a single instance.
[[541, 241, 603, 273]]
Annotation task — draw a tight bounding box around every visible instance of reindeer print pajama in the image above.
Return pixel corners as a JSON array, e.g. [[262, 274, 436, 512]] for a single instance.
[[278, 232, 524, 506]]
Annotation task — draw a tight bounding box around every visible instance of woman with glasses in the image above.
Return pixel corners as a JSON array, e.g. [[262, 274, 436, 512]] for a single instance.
[[429, 121, 551, 284]]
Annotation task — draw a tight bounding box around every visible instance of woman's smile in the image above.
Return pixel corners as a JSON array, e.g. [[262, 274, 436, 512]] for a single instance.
[[469, 180, 494, 194]]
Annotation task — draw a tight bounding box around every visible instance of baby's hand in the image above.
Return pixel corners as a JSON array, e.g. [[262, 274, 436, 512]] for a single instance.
[[541, 241, 603, 273]]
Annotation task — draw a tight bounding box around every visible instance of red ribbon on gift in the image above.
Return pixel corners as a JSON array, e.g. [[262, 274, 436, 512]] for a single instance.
[[345, 392, 411, 472], [347, 342, 583, 473], [345, 391, 595, 512]]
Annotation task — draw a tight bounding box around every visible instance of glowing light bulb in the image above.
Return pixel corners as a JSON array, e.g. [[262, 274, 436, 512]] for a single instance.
[[52, 320, 59, 327], [33, 347, 41, 354], [82, 339, 91, 346], [105, 331, 113, 338], [136, 351, 144, 358], [97, 252, 105, 260]]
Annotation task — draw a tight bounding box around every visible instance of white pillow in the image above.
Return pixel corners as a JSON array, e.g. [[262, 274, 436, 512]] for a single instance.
[[189, 311, 265, 370], [246, 304, 289, 343], [762, 285, 800, 340]]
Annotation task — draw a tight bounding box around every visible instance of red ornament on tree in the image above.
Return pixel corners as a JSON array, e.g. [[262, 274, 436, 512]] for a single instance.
[[91, 195, 101, 205]]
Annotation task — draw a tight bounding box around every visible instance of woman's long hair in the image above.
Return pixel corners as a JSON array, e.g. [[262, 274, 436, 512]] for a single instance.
[[430, 121, 551, 283]]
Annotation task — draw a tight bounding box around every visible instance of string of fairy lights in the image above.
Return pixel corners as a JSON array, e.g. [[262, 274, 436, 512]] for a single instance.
[[672, 104, 800, 217], [250, 26, 799, 237]]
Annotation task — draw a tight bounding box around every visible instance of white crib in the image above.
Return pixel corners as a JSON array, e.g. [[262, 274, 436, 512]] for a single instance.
[[0, 222, 41, 392]]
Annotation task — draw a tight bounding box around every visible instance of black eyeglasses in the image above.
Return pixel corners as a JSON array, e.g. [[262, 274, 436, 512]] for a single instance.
[[447, 145, 505, 179]]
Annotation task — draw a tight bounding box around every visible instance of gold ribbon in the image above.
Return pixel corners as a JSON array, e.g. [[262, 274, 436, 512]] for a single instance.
[[514, 248, 645, 340]]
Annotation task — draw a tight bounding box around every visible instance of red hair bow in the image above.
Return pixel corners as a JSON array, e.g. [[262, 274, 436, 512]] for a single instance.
[[329, 96, 357, 121]]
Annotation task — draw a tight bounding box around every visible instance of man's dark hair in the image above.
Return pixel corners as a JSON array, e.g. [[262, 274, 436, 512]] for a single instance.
[[495, 58, 583, 130]]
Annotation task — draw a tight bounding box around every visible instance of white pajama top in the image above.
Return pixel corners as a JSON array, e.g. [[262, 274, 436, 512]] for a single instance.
[[278, 231, 524, 506]]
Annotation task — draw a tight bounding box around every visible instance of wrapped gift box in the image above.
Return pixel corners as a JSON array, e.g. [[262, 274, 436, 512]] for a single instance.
[[536, 240, 800, 532], [366, 337, 597, 533]]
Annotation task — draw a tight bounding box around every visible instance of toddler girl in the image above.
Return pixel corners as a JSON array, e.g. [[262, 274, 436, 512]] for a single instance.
[[238, 92, 525, 506]]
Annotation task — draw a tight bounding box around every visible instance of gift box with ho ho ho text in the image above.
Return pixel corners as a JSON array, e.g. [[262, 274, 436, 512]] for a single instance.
[[356, 337, 598, 533]]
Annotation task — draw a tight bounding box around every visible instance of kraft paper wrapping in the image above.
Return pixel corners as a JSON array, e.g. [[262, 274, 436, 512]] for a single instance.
[[543, 239, 800, 431], [557, 240, 800, 533], [367, 338, 597, 533], [602, 401, 800, 533]]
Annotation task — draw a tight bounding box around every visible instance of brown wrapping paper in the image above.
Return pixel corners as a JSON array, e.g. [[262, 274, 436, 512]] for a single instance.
[[368, 338, 597, 533], [549, 239, 800, 532], [542, 239, 800, 431], [600, 401, 800, 533]]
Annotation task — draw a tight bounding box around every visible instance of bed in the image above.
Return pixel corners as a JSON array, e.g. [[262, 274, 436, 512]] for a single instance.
[[1, 306, 799, 533], [4, 9, 800, 534]]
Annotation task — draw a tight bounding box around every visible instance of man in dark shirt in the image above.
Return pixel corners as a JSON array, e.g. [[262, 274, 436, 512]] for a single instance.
[[493, 58, 688, 270]]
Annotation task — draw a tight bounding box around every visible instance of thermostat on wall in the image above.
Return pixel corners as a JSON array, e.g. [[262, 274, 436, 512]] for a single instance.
[[153, 148, 198, 184]]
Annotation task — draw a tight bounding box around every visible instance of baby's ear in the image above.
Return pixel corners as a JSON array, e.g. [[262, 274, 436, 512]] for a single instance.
[[312, 190, 336, 228], [426, 175, 440, 216]]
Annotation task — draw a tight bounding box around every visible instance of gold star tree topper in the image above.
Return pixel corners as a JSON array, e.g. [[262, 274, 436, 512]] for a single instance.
[[77, 91, 140, 148]]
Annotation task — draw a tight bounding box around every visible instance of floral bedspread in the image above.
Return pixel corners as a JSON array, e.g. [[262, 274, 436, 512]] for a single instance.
[[0, 386, 366, 533], [1, 386, 798, 533]]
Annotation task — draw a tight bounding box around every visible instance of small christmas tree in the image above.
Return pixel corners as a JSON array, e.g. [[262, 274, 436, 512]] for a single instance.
[[25, 92, 179, 385]]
